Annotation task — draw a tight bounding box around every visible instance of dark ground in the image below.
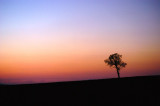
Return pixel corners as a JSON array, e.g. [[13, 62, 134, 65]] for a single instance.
[[0, 75, 160, 106]]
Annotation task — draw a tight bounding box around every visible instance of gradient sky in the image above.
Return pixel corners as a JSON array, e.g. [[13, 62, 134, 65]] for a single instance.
[[0, 0, 160, 84]]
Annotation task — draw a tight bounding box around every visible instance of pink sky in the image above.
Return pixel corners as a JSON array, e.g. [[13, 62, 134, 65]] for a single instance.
[[0, 0, 160, 84]]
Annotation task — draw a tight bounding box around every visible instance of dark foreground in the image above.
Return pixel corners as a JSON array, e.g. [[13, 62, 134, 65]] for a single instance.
[[0, 75, 160, 106]]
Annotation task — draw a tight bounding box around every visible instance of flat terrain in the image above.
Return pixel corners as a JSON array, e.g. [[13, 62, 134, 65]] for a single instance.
[[0, 75, 160, 106]]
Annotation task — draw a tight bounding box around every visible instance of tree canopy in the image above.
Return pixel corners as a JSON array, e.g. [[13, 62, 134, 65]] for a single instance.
[[104, 53, 127, 78]]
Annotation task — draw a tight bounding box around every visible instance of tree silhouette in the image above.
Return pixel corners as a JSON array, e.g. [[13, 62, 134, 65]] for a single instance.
[[104, 53, 127, 78]]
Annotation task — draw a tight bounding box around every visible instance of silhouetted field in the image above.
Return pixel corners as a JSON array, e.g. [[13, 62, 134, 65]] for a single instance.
[[0, 75, 160, 106]]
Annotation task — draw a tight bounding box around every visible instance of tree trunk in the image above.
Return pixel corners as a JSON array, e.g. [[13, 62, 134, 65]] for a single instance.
[[116, 69, 120, 78]]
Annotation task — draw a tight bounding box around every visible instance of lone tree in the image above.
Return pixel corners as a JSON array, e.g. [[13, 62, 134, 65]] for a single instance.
[[104, 53, 127, 78]]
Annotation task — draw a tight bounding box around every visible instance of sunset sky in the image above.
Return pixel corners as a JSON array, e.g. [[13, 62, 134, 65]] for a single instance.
[[0, 0, 160, 84]]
